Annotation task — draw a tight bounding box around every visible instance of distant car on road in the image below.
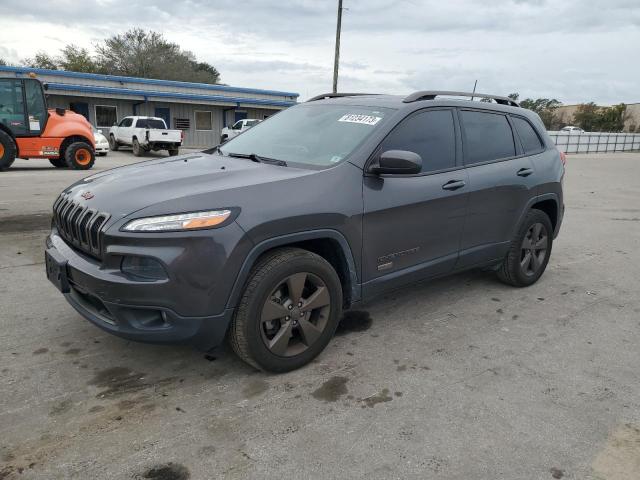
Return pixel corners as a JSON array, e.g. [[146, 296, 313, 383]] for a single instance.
[[220, 119, 261, 143], [109, 116, 182, 157], [93, 127, 109, 157], [560, 126, 585, 134]]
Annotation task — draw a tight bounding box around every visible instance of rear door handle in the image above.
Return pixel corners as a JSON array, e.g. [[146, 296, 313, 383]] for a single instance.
[[517, 167, 534, 177], [442, 180, 466, 191]]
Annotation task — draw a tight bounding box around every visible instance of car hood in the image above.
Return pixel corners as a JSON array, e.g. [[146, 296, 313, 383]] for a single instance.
[[94, 132, 108, 143], [61, 153, 316, 220]]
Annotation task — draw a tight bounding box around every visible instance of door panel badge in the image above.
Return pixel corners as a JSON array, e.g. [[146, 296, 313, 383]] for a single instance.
[[377, 247, 420, 271]]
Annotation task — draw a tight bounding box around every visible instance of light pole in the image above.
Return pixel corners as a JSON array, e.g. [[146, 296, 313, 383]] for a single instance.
[[332, 0, 343, 94]]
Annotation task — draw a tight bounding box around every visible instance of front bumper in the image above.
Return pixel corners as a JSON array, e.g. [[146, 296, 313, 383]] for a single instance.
[[95, 144, 109, 153], [46, 230, 236, 350]]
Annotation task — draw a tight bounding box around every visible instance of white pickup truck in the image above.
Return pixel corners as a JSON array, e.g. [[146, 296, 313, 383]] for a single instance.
[[220, 118, 262, 143], [109, 116, 182, 156]]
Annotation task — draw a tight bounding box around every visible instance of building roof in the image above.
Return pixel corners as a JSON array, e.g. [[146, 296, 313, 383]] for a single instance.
[[0, 65, 298, 109]]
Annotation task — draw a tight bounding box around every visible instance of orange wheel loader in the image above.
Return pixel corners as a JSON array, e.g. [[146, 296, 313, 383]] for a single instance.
[[0, 76, 95, 171]]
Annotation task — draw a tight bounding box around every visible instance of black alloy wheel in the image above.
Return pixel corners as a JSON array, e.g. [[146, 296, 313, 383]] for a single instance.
[[259, 271, 331, 357], [520, 222, 549, 277]]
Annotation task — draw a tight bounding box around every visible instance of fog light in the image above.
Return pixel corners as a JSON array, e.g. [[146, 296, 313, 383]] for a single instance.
[[121, 256, 167, 281]]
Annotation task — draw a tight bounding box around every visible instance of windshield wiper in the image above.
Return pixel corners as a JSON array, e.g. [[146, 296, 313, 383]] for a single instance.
[[226, 152, 287, 167]]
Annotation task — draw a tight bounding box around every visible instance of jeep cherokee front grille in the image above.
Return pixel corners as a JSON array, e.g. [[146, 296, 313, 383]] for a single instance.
[[53, 194, 110, 259]]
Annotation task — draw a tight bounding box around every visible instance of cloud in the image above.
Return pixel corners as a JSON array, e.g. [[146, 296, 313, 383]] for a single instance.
[[0, 0, 638, 104]]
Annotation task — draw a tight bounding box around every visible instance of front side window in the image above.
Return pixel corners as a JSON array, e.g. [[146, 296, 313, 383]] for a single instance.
[[195, 111, 213, 131], [378, 109, 456, 173], [220, 104, 394, 168], [0, 79, 27, 135], [232, 121, 243, 130], [512, 116, 543, 154], [96, 106, 117, 128], [461, 110, 515, 164]]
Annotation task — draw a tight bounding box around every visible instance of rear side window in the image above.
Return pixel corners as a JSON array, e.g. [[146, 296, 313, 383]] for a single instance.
[[512, 116, 543, 154], [379, 109, 456, 173], [461, 110, 515, 164]]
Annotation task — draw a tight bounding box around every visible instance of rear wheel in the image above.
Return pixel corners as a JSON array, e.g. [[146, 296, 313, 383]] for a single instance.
[[0, 130, 17, 171], [65, 141, 95, 170], [132, 138, 144, 157], [108, 135, 119, 151], [49, 158, 67, 168], [497, 209, 553, 287], [229, 248, 343, 372], [168, 148, 179, 156]]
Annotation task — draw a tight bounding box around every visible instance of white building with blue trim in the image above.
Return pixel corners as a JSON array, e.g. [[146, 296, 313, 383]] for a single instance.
[[0, 66, 299, 148]]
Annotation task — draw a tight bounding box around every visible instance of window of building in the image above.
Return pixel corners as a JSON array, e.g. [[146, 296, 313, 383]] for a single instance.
[[461, 110, 515, 164], [96, 105, 117, 128], [512, 116, 544, 154], [378, 109, 456, 173], [195, 111, 213, 131]]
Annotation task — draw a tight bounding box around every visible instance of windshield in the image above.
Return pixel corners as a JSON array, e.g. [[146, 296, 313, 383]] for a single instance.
[[219, 104, 393, 167]]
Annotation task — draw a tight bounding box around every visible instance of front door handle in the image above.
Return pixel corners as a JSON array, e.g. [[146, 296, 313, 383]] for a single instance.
[[517, 167, 534, 177], [442, 179, 466, 191]]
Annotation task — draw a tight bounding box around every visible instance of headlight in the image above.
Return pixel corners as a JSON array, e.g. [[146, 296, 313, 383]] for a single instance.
[[122, 210, 232, 232]]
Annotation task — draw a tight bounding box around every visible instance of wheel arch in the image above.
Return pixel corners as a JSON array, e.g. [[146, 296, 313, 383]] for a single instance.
[[226, 229, 360, 311], [0, 124, 18, 155], [60, 135, 94, 159], [513, 193, 560, 239]]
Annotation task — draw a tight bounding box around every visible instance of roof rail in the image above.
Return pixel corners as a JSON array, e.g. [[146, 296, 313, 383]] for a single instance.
[[403, 90, 520, 107], [307, 92, 378, 102]]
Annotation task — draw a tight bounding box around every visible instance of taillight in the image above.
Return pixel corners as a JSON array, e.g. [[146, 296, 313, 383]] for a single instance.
[[558, 150, 567, 166], [181, 130, 185, 141]]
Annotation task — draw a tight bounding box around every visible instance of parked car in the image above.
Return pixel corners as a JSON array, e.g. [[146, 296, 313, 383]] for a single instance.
[[220, 118, 261, 143], [45, 90, 564, 372], [93, 127, 109, 157], [560, 126, 585, 133], [108, 116, 182, 157]]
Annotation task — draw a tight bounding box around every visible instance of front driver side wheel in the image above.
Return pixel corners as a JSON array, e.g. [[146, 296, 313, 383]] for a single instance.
[[229, 248, 343, 372], [497, 209, 553, 287]]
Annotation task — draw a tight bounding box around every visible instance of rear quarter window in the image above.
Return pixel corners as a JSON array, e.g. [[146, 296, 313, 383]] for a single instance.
[[460, 110, 515, 164], [512, 116, 544, 154]]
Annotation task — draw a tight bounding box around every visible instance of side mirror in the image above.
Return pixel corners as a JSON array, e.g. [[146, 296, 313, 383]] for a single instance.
[[370, 150, 422, 175]]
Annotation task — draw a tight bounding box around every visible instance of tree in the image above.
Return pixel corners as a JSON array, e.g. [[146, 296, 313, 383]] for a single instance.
[[95, 29, 220, 84], [58, 45, 100, 73], [22, 51, 58, 70], [0, 58, 7, 66], [596, 103, 627, 132], [573, 102, 600, 131], [518, 97, 562, 129]]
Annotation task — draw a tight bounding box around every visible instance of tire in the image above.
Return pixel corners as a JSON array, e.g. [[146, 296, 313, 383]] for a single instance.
[[132, 138, 144, 157], [64, 141, 95, 170], [168, 148, 179, 156], [497, 209, 553, 287], [0, 129, 17, 171], [108, 135, 119, 151], [229, 247, 343, 372], [220, 135, 228, 143], [49, 158, 67, 168]]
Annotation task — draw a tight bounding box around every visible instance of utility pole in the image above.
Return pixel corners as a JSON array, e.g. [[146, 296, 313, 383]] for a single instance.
[[471, 79, 477, 101], [332, 0, 343, 94]]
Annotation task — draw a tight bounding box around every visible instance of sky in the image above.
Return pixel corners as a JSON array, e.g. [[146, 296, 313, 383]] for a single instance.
[[0, 0, 638, 104]]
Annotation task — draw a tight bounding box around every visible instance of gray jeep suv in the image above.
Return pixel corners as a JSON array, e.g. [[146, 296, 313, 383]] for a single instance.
[[45, 91, 565, 372]]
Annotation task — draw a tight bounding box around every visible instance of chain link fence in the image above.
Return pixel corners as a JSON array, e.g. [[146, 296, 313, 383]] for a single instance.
[[548, 131, 640, 154]]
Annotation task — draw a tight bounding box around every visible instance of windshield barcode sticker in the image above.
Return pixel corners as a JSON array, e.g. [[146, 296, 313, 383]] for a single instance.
[[338, 114, 382, 126]]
